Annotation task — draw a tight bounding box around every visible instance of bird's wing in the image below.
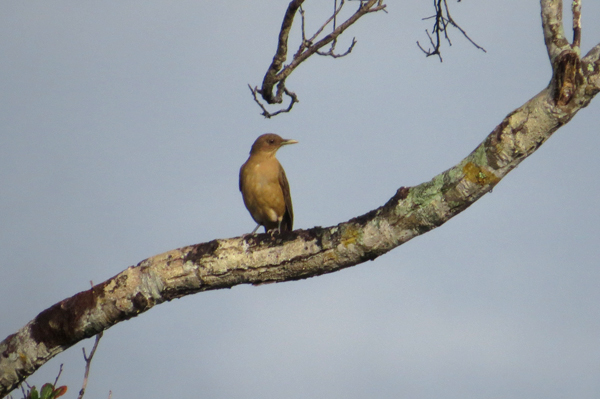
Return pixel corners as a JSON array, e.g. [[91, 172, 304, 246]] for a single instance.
[[279, 165, 294, 231]]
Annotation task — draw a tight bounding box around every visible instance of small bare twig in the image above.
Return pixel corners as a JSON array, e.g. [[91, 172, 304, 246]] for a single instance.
[[77, 332, 103, 399], [52, 364, 64, 388], [305, 1, 344, 46], [317, 37, 357, 57], [19, 379, 32, 399], [417, 0, 485, 62], [298, 2, 357, 59], [251, 0, 386, 117], [19, 383, 27, 399], [249, 84, 298, 118]]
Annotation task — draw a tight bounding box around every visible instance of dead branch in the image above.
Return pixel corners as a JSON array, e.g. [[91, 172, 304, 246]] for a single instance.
[[251, 0, 386, 117], [52, 365, 64, 390], [417, 0, 485, 62], [77, 332, 103, 399], [249, 84, 298, 118]]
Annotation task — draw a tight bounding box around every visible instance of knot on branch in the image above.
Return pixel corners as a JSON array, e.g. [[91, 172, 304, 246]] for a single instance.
[[553, 50, 584, 106]]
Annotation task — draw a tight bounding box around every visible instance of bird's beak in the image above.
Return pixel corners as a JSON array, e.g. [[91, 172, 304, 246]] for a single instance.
[[281, 139, 298, 146]]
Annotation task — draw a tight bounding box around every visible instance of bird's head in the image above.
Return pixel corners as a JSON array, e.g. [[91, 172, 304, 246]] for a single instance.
[[250, 133, 298, 156]]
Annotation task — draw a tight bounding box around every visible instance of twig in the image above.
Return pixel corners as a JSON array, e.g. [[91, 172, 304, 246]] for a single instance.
[[417, 0, 485, 62], [317, 37, 357, 57], [52, 364, 64, 387], [19, 383, 27, 399], [249, 84, 298, 118], [306, 0, 345, 45], [77, 332, 103, 399], [417, 28, 443, 62], [299, 1, 356, 59]]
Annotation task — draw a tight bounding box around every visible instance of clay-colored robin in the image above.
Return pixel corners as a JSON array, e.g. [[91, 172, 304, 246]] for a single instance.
[[239, 133, 298, 233]]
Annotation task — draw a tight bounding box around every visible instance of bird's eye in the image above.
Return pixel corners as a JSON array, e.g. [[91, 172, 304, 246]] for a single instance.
[[268, 139, 275, 144]]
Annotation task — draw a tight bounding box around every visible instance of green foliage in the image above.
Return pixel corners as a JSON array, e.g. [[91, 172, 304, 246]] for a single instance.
[[22, 383, 67, 399]]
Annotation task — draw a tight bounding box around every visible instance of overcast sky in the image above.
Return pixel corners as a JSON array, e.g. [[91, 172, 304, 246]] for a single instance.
[[1, 2, 600, 398]]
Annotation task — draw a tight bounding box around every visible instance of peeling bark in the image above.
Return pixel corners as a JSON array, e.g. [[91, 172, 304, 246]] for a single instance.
[[1, 1, 599, 397]]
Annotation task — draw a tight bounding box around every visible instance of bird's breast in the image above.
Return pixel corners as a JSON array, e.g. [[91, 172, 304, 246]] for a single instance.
[[240, 158, 286, 224]]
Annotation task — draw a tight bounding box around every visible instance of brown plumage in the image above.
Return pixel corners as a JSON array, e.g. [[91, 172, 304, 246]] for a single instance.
[[239, 133, 298, 233]]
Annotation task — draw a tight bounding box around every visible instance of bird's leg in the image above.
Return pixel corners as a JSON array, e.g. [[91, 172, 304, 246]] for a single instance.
[[251, 224, 261, 234]]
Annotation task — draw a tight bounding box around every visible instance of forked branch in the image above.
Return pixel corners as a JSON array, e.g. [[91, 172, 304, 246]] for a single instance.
[[250, 0, 386, 117], [540, 0, 599, 107], [417, 0, 486, 62], [77, 332, 103, 399]]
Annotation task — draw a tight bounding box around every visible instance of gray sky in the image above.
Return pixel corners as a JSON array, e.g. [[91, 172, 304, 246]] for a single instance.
[[1, 2, 600, 398]]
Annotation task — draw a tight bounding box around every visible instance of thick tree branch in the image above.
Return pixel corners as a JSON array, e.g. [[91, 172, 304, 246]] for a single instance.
[[582, 43, 600, 93], [582, 44, 600, 99], [261, 0, 304, 104], [1, 2, 599, 397]]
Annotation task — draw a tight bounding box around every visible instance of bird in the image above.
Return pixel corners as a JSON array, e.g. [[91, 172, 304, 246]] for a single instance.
[[239, 133, 298, 234]]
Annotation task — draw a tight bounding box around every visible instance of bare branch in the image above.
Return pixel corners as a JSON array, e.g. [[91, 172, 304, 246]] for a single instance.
[[417, 28, 444, 62], [417, 0, 486, 62], [304, 1, 358, 59], [251, 0, 386, 116], [316, 37, 357, 58], [276, 1, 386, 83], [77, 332, 103, 399], [19, 382, 26, 399], [52, 364, 64, 389], [249, 84, 298, 119], [305, 1, 344, 45]]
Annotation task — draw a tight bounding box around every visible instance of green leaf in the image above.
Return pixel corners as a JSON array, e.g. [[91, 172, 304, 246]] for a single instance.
[[40, 383, 54, 399], [27, 386, 39, 399]]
